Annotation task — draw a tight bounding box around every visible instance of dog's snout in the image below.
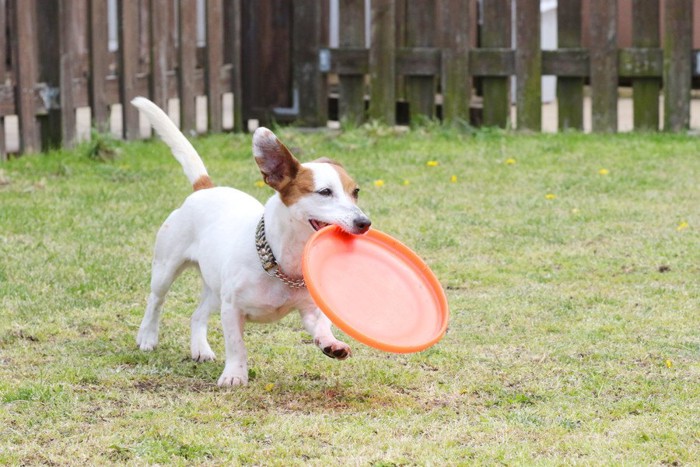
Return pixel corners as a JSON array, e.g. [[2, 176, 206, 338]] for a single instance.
[[353, 217, 371, 233]]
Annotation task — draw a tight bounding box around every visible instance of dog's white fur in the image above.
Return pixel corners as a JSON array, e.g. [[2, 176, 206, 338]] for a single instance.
[[131, 97, 371, 386]]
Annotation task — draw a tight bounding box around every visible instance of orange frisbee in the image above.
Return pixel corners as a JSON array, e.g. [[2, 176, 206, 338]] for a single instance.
[[302, 226, 449, 353]]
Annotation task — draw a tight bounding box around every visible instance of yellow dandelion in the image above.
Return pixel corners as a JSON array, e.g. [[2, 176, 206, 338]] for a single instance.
[[571, 208, 580, 215], [426, 160, 439, 167], [545, 193, 557, 200], [505, 158, 517, 165], [450, 175, 458, 183], [677, 221, 689, 231], [598, 168, 610, 176], [403, 179, 411, 186], [665, 359, 673, 368], [265, 383, 275, 392], [373, 179, 385, 188], [254, 180, 266, 188]]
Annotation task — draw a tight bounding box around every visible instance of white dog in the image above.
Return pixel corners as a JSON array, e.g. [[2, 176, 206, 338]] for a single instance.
[[131, 97, 371, 386]]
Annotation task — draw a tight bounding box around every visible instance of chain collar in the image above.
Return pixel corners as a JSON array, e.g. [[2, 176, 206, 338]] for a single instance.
[[255, 216, 306, 289]]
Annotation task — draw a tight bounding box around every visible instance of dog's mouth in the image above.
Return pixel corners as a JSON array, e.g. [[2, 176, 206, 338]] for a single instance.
[[309, 219, 330, 231]]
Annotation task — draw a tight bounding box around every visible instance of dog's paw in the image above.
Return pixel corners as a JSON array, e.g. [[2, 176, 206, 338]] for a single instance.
[[136, 331, 158, 351], [192, 348, 216, 362], [217, 374, 248, 387], [322, 341, 352, 360]]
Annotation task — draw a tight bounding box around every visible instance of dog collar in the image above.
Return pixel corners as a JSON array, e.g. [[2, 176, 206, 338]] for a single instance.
[[255, 216, 306, 289]]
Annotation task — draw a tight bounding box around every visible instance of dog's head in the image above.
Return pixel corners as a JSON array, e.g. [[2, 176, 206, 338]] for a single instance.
[[253, 127, 371, 235]]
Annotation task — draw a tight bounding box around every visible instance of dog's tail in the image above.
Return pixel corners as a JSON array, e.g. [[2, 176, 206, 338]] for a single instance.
[[131, 97, 214, 191]]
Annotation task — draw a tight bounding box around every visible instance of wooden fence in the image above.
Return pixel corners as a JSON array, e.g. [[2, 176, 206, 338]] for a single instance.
[[0, 0, 699, 159]]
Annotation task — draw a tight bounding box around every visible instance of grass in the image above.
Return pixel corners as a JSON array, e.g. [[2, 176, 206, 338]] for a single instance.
[[1, 124, 698, 465]]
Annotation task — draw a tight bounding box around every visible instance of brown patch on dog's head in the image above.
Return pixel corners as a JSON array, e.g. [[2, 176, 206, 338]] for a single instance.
[[192, 175, 214, 191], [278, 165, 316, 206], [313, 157, 360, 201]]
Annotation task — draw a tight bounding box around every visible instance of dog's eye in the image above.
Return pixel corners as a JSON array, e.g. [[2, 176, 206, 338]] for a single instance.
[[317, 188, 333, 197], [352, 188, 360, 199]]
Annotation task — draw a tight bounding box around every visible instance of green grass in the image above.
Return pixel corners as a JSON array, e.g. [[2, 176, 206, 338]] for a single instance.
[[1, 125, 698, 465]]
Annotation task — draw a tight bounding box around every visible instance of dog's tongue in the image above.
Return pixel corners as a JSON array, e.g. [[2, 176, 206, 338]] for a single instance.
[[310, 220, 329, 231]]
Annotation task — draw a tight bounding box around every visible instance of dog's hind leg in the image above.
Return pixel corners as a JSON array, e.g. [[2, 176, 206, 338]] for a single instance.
[[136, 259, 187, 351], [299, 306, 351, 360], [190, 284, 218, 362]]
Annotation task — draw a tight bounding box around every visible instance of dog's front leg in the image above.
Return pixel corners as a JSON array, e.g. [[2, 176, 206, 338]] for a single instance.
[[299, 306, 351, 359], [218, 299, 248, 386]]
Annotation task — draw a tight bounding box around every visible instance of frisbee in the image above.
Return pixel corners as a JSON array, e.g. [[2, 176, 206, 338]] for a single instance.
[[302, 226, 449, 353]]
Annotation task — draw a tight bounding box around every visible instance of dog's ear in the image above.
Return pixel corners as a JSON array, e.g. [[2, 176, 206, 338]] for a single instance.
[[252, 128, 301, 192]]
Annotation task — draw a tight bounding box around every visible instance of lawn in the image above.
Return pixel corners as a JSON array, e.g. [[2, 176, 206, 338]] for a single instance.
[[0, 125, 698, 465]]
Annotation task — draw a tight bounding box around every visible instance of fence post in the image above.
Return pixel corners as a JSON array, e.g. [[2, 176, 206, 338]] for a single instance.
[[225, 0, 244, 132], [150, 0, 172, 112], [515, 0, 541, 131], [58, 0, 82, 148], [293, 0, 327, 126], [481, 0, 511, 128], [369, 0, 395, 125], [13, 0, 40, 153], [405, 0, 436, 122], [89, 0, 110, 132], [0, 0, 6, 159], [663, 0, 692, 132], [118, 1, 140, 140], [438, 0, 471, 125], [206, 0, 224, 133], [179, 0, 197, 135], [557, 0, 583, 131], [338, 0, 366, 126], [589, 0, 618, 133], [631, 0, 660, 131]]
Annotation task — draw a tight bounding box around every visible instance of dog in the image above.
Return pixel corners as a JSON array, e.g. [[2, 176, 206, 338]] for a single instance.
[[130, 97, 371, 386]]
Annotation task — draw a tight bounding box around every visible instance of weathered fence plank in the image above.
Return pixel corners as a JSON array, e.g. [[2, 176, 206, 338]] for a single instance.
[[481, 0, 511, 128], [631, 0, 660, 131], [663, 0, 693, 132], [405, 0, 436, 122], [369, 0, 396, 124], [89, 0, 110, 131], [515, 0, 541, 131], [0, 0, 7, 159], [338, 0, 366, 126], [294, 0, 327, 126], [589, 0, 618, 133], [206, 0, 224, 132], [438, 0, 470, 124], [59, 0, 83, 148], [118, 0, 141, 139], [557, 0, 584, 130], [13, 0, 40, 152], [179, 0, 197, 134], [224, 0, 243, 132], [150, 0, 172, 112]]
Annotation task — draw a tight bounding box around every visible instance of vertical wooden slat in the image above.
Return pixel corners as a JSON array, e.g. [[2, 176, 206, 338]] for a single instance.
[[150, 0, 171, 110], [589, 0, 618, 133], [515, 0, 541, 131], [225, 0, 243, 132], [119, 0, 140, 139], [481, 0, 510, 128], [438, 0, 471, 125], [369, 0, 396, 124], [557, 0, 583, 131], [59, 0, 80, 148], [338, 0, 366, 126], [663, 0, 692, 132], [206, 0, 223, 132], [13, 0, 40, 152], [89, 0, 110, 131], [293, 0, 327, 126], [36, 0, 62, 148], [0, 0, 7, 159], [632, 0, 660, 131], [405, 0, 436, 122], [179, 0, 197, 134]]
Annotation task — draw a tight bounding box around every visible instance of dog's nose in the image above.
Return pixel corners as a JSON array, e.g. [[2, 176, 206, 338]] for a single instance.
[[354, 217, 371, 233]]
